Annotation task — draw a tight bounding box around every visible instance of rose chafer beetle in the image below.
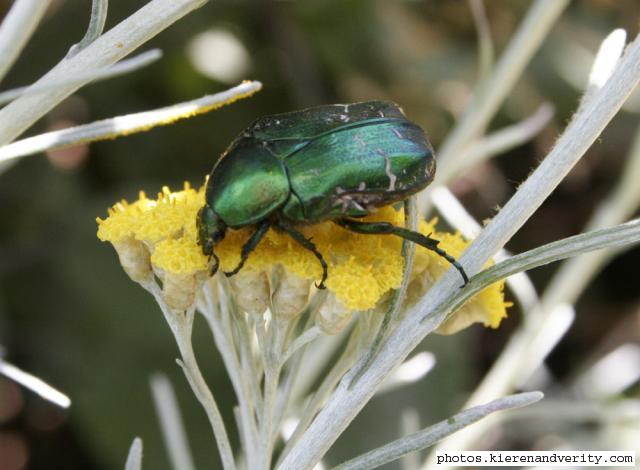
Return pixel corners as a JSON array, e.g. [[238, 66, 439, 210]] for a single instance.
[[197, 101, 468, 288]]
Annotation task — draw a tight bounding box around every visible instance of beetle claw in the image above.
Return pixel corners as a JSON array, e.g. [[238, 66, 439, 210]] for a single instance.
[[315, 268, 328, 290]]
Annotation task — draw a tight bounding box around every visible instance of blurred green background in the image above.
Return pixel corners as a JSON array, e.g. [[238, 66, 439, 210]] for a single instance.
[[0, 1, 639, 469]]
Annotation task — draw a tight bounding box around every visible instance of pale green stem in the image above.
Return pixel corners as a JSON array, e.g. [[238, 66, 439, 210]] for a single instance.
[[469, 0, 494, 82], [220, 278, 264, 412], [510, 398, 640, 425], [0, 0, 208, 145], [580, 29, 627, 110], [272, 290, 329, 439], [236, 314, 264, 412], [428, 35, 638, 463], [232, 407, 249, 470], [0, 358, 71, 408], [427, 124, 640, 463], [332, 392, 543, 470], [543, 122, 640, 305], [437, 220, 640, 326], [448, 30, 640, 288], [149, 373, 195, 470], [124, 437, 143, 470], [400, 409, 421, 470], [277, 321, 363, 466], [67, 0, 109, 57], [288, 314, 346, 406], [259, 317, 290, 469], [0, 50, 162, 106], [434, 27, 639, 439], [173, 317, 236, 470], [350, 196, 418, 387], [0, 80, 262, 164], [389, 219, 640, 470], [400, 407, 420, 470], [419, 0, 568, 214], [143, 282, 236, 470], [437, 0, 567, 169], [280, 325, 323, 366], [431, 186, 540, 313], [479, 189, 640, 404], [0, 0, 51, 83], [436, 103, 554, 184], [200, 283, 260, 469], [278, 75, 640, 464]]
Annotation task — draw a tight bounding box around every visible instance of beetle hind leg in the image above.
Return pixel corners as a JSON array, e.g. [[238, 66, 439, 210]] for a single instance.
[[334, 218, 469, 286], [224, 220, 271, 278], [276, 222, 328, 290]]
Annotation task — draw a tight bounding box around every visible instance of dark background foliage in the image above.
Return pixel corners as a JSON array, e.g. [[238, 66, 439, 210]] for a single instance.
[[0, 1, 638, 469]]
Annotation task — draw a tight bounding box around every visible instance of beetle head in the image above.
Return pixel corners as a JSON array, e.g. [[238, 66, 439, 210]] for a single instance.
[[197, 204, 227, 275]]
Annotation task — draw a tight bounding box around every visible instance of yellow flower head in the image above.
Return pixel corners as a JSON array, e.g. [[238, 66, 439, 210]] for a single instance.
[[97, 182, 509, 331], [97, 182, 207, 275]]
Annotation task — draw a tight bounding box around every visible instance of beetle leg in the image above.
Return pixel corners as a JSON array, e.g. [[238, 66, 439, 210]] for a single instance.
[[209, 252, 220, 276], [224, 220, 271, 278], [277, 222, 328, 290], [334, 218, 469, 286]]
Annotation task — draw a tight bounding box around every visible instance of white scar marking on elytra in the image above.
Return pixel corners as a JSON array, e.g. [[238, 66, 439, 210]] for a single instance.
[[339, 194, 365, 213], [358, 181, 366, 190], [351, 200, 365, 211], [383, 153, 397, 191], [392, 128, 402, 138], [339, 195, 352, 212]]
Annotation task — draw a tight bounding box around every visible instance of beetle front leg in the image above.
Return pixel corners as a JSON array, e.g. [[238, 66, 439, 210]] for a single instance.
[[276, 222, 328, 290], [209, 252, 220, 276], [334, 218, 469, 286], [224, 220, 271, 277]]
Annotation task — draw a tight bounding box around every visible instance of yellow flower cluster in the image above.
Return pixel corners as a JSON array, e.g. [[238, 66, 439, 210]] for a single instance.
[[97, 182, 509, 332], [97, 183, 207, 275]]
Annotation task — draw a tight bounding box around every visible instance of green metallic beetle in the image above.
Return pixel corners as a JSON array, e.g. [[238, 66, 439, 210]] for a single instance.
[[197, 101, 468, 288]]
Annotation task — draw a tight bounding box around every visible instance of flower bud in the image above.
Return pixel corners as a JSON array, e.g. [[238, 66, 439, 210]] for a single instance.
[[163, 272, 197, 310], [112, 237, 152, 282], [316, 292, 352, 335], [229, 270, 270, 315], [272, 270, 312, 318]]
